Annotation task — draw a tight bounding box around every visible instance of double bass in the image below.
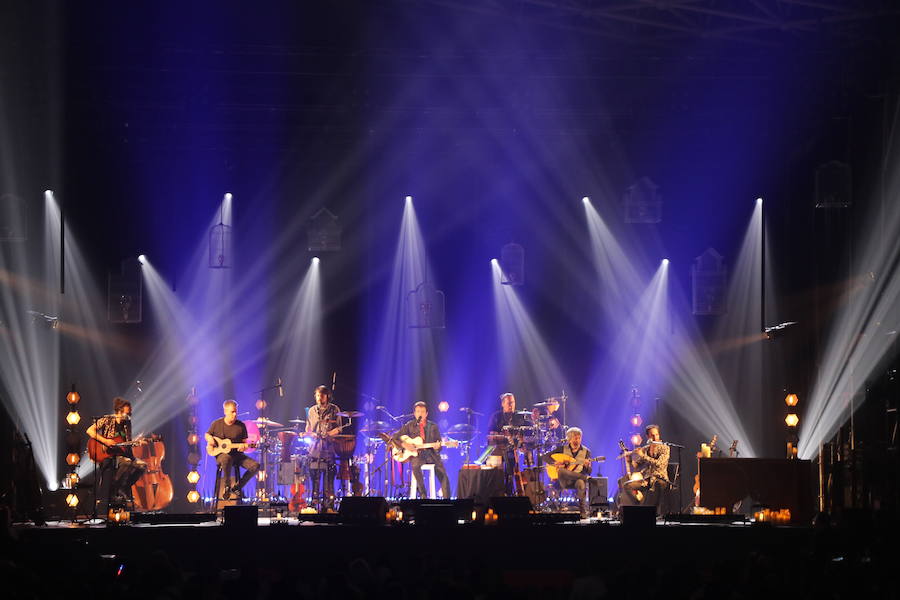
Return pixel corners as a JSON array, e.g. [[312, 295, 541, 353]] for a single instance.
[[130, 437, 174, 511]]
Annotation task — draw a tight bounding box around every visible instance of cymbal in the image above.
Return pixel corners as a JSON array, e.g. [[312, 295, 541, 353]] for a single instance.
[[532, 401, 552, 407], [288, 419, 306, 424], [359, 421, 393, 433], [515, 410, 533, 415], [255, 418, 284, 427], [337, 410, 365, 418], [449, 424, 479, 433]]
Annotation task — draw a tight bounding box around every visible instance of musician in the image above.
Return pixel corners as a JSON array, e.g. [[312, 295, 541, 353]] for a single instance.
[[542, 427, 593, 517], [86, 397, 147, 502], [205, 400, 259, 500], [632, 424, 670, 513], [304, 385, 343, 510], [393, 402, 452, 499], [487, 392, 527, 435]]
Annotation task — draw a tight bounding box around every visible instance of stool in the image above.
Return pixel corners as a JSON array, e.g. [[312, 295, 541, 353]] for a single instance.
[[213, 463, 242, 512], [410, 464, 437, 499]]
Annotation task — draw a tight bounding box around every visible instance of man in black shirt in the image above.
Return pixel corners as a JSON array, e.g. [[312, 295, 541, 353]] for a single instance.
[[393, 402, 452, 499], [487, 393, 526, 493], [205, 400, 259, 500]]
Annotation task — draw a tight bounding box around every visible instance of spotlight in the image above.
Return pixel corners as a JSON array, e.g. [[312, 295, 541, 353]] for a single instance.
[[756, 197, 763, 205], [438, 401, 450, 413], [44, 190, 53, 198], [187, 490, 201, 503], [582, 196, 590, 204], [224, 192, 233, 201], [186, 470, 200, 484], [785, 393, 799, 407], [662, 258, 669, 266], [405, 195, 413, 203], [66, 411, 81, 426], [491, 258, 498, 265], [312, 257, 320, 264], [137, 254, 146, 265], [785, 413, 800, 427]]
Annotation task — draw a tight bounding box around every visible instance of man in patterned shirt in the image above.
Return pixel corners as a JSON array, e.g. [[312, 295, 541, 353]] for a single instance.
[[303, 385, 343, 511], [86, 397, 147, 502], [632, 424, 670, 514]]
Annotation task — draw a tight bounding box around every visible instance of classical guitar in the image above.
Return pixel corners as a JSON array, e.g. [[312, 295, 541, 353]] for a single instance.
[[545, 453, 606, 481], [87, 434, 161, 463], [206, 436, 258, 458], [380, 433, 458, 463], [618, 439, 644, 503]]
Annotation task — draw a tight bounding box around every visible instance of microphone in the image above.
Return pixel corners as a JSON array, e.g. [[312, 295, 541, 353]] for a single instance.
[[416, 415, 422, 424], [331, 372, 336, 391], [277, 377, 284, 398]]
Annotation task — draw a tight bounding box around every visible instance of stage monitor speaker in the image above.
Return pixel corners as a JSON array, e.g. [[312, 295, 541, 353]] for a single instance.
[[588, 477, 608, 508], [489, 496, 532, 521], [339, 497, 387, 524], [400, 499, 475, 525], [223, 505, 258, 528], [621, 505, 656, 528]]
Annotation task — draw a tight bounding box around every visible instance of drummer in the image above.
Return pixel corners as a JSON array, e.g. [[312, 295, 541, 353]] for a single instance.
[[303, 385, 343, 511]]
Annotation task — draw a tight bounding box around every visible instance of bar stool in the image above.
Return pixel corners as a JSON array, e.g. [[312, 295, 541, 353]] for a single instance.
[[213, 463, 242, 512], [409, 464, 437, 499]]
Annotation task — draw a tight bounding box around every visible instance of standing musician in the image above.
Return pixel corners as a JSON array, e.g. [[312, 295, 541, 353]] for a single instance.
[[487, 392, 527, 492], [543, 427, 593, 518], [393, 401, 452, 499], [86, 397, 148, 502], [631, 423, 670, 513], [303, 385, 343, 510], [205, 400, 259, 500]]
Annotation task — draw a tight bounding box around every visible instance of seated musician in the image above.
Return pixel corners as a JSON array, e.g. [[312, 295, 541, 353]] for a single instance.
[[205, 400, 259, 500], [393, 402, 452, 499], [303, 385, 342, 511], [542, 427, 593, 518], [86, 397, 147, 502], [631, 423, 670, 514]]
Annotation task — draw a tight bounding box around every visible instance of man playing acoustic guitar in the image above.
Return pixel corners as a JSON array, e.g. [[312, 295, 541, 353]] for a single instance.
[[86, 397, 148, 503], [542, 427, 595, 518], [392, 401, 452, 499], [205, 400, 259, 500]]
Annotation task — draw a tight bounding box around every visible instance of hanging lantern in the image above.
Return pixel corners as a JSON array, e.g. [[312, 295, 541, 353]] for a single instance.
[[66, 411, 81, 426], [66, 452, 81, 466], [187, 490, 201, 503], [187, 470, 200, 484]]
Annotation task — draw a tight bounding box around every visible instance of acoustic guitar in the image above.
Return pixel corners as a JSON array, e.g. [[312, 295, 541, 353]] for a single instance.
[[545, 453, 605, 481], [206, 435, 258, 458], [379, 433, 459, 463], [87, 434, 161, 463]]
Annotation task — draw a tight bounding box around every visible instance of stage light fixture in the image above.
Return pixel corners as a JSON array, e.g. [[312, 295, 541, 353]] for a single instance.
[[312, 257, 320, 264], [66, 452, 80, 466], [630, 433, 642, 446], [187, 490, 200, 503], [65, 411, 81, 426], [65, 493, 79, 508], [757, 197, 763, 205], [307, 208, 341, 252], [438, 401, 450, 413], [662, 259, 669, 266], [582, 196, 590, 204], [405, 195, 413, 203], [187, 470, 200, 484], [187, 433, 199, 445], [785, 413, 799, 427], [107, 503, 130, 525], [137, 254, 146, 265], [630, 414, 642, 428], [66, 389, 80, 405], [224, 192, 233, 201], [256, 398, 267, 411], [785, 393, 799, 407]]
